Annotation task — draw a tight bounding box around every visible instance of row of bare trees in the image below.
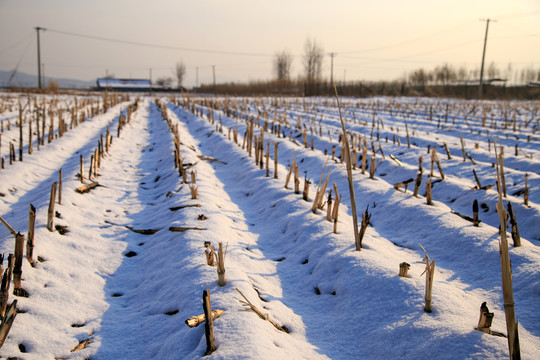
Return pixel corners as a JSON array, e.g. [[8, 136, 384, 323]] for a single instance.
[[408, 62, 540, 88], [273, 38, 324, 85]]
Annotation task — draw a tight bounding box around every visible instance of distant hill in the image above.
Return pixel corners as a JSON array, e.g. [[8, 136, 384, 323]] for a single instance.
[[0, 70, 94, 89]]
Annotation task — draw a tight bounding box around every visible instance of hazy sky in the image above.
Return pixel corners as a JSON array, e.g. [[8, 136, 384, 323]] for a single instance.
[[1, 0, 539, 87]]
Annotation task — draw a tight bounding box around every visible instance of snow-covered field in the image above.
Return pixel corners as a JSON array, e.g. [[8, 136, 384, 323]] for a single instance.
[[0, 93, 539, 359]]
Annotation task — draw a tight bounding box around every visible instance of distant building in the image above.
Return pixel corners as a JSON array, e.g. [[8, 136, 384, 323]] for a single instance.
[[96, 78, 151, 91]]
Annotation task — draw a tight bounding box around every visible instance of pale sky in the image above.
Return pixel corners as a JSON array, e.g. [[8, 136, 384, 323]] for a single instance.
[[1, 0, 539, 87]]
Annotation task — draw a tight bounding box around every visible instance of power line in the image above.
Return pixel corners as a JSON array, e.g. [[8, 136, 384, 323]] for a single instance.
[[45, 28, 274, 57], [337, 11, 540, 56], [495, 10, 540, 20], [340, 38, 481, 66], [338, 21, 477, 55], [0, 33, 33, 55], [7, 35, 33, 85]]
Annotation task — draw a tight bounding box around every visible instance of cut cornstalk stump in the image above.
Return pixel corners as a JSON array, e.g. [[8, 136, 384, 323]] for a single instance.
[[361, 147, 367, 175], [265, 141, 270, 177], [88, 154, 94, 181], [443, 142, 452, 160], [216, 242, 226, 287], [47, 182, 57, 232], [326, 190, 333, 222], [369, 156, 376, 179], [0, 217, 17, 237], [499, 148, 507, 198], [273, 142, 279, 179], [494, 143, 520, 359], [235, 288, 287, 332], [426, 178, 433, 206], [205, 242, 216, 267], [507, 202, 521, 247], [302, 177, 311, 201], [524, 174, 529, 206], [413, 156, 423, 198], [473, 169, 482, 189], [79, 155, 85, 184], [460, 136, 466, 162], [394, 178, 414, 193], [293, 164, 300, 194], [311, 158, 331, 213], [333, 195, 341, 234], [75, 181, 100, 194], [190, 184, 198, 200], [169, 226, 205, 232], [58, 168, 63, 205], [476, 302, 495, 334], [185, 309, 224, 328], [334, 84, 362, 251], [27, 204, 36, 266], [420, 244, 435, 313], [389, 154, 402, 166], [466, 152, 477, 165], [399, 262, 410, 277], [0, 299, 17, 350], [13, 233, 28, 297], [0, 260, 11, 318], [284, 151, 296, 189], [433, 148, 445, 180], [203, 286, 217, 355], [358, 205, 371, 246], [473, 200, 479, 227]]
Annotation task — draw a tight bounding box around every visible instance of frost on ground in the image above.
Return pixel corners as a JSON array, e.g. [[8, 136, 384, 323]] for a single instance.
[[0, 94, 539, 359]]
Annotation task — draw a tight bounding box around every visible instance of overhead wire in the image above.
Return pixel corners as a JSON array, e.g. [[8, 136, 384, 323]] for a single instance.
[[0, 33, 33, 55], [45, 28, 274, 57], [4, 35, 34, 85]]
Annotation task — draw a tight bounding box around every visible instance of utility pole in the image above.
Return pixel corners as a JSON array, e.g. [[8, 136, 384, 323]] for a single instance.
[[212, 65, 216, 93], [196, 67, 199, 89], [478, 19, 494, 98], [329, 52, 336, 85], [35, 27, 46, 89], [149, 68, 152, 92]]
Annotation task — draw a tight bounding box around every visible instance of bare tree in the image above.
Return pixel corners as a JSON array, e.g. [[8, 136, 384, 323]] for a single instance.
[[433, 63, 456, 86], [156, 77, 173, 88], [409, 68, 432, 88], [503, 63, 513, 83], [487, 62, 500, 79], [520, 66, 538, 84], [302, 37, 324, 83], [273, 50, 293, 81], [175, 61, 186, 89], [456, 66, 468, 81]]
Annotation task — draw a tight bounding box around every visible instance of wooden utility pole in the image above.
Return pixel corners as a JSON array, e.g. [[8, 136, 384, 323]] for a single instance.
[[35, 27, 46, 89], [212, 65, 216, 93], [329, 52, 336, 86], [478, 19, 494, 98]]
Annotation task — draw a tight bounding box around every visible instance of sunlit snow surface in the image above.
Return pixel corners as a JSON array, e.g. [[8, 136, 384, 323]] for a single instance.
[[0, 94, 539, 359]]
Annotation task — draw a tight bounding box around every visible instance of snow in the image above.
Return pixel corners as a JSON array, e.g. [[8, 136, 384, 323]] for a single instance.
[[0, 93, 539, 359]]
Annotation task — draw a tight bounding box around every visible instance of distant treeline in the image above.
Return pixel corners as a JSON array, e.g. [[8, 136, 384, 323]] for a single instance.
[[197, 79, 539, 100]]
